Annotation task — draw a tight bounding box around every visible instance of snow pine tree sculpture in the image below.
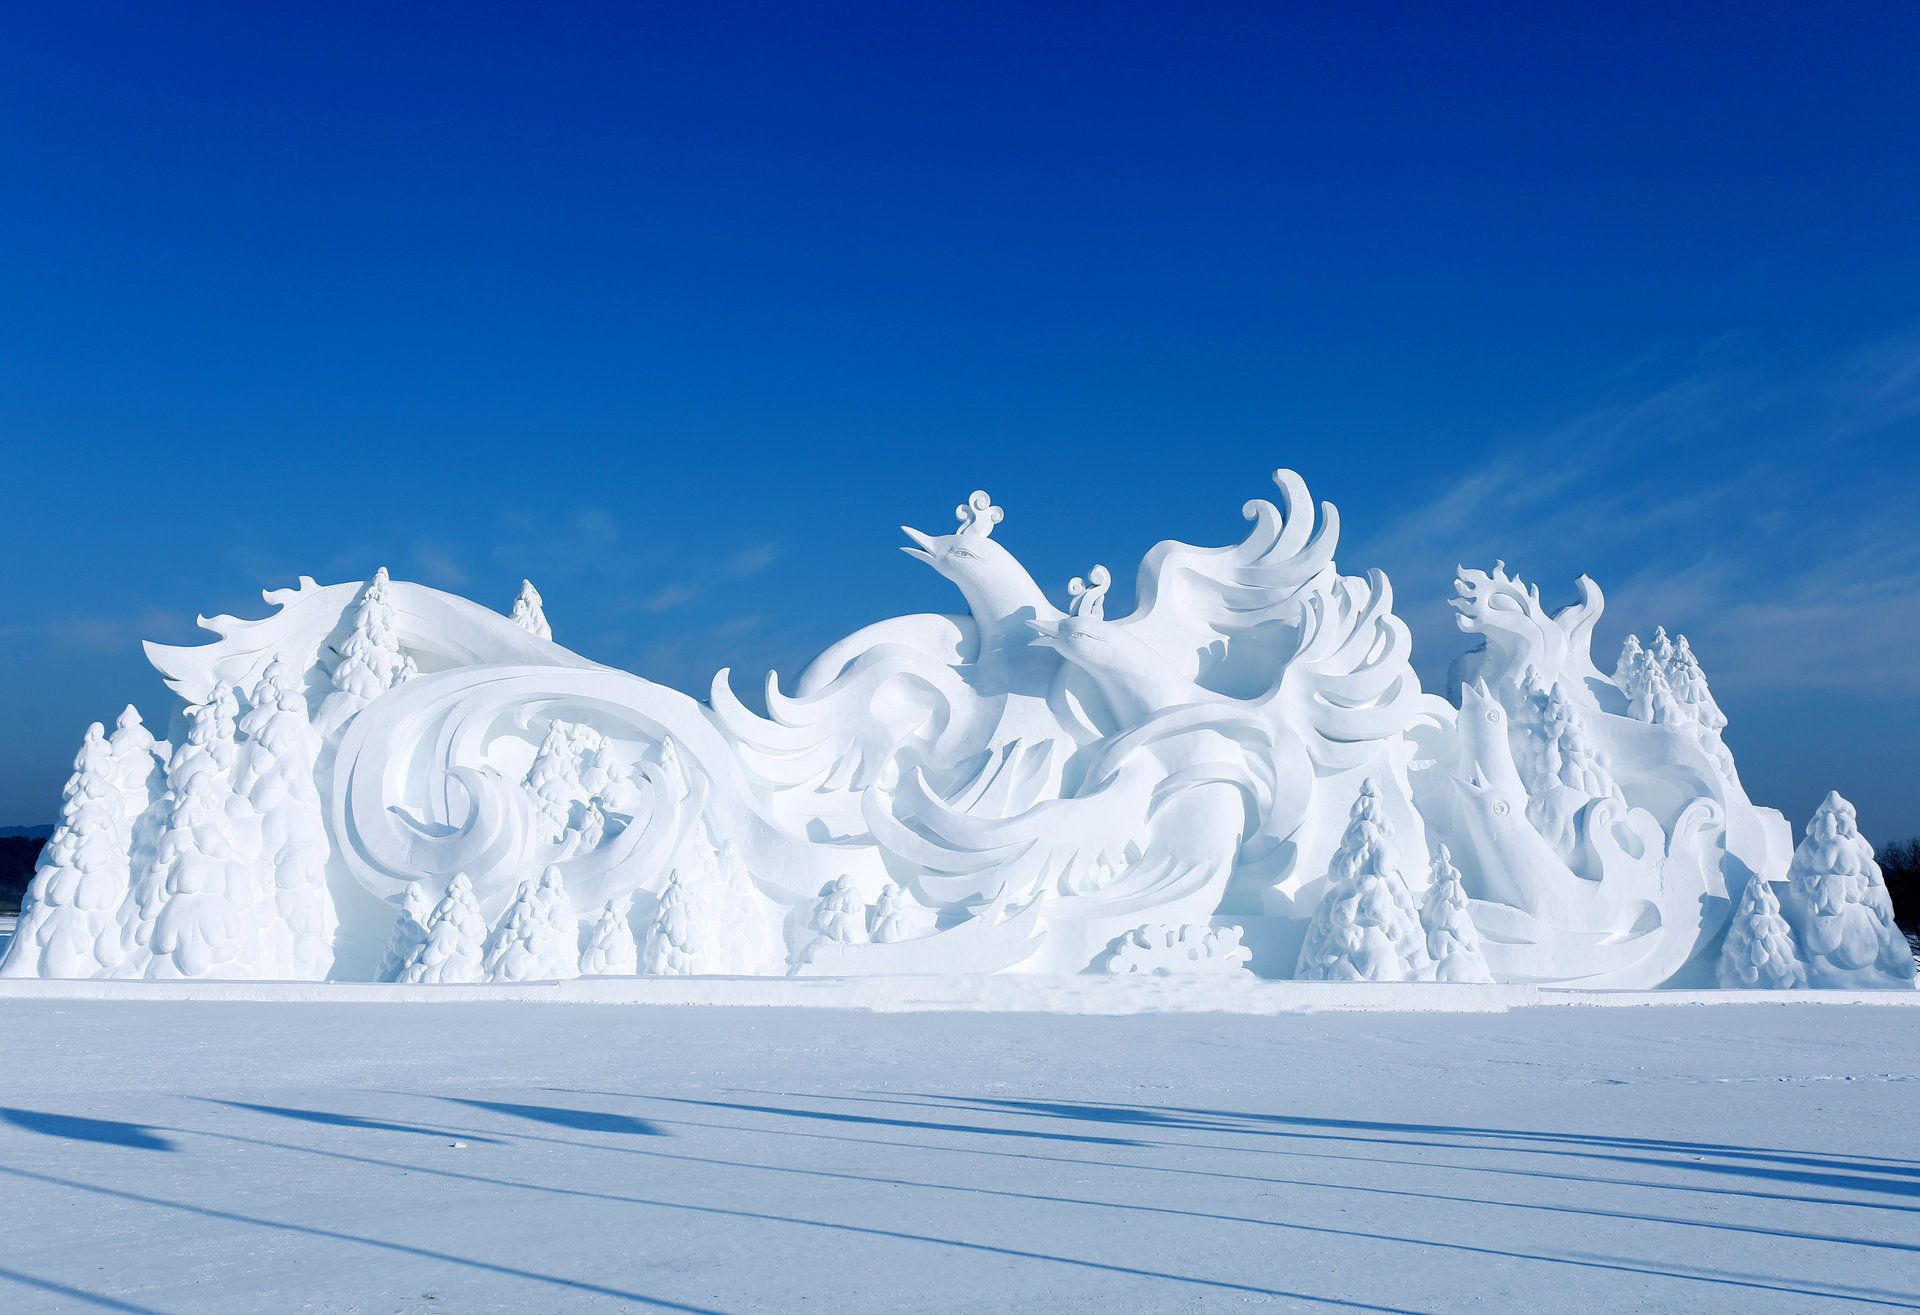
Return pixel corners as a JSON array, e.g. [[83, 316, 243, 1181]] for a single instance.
[[1295, 781, 1430, 982], [0, 725, 129, 978], [510, 579, 551, 640], [107, 706, 167, 875], [19, 466, 1881, 988], [314, 568, 414, 741], [234, 657, 336, 979], [483, 867, 580, 982], [641, 871, 700, 975], [143, 763, 264, 979], [799, 876, 870, 967], [1785, 793, 1913, 990], [400, 874, 488, 984], [377, 882, 432, 983], [1419, 846, 1491, 984], [1717, 876, 1807, 990], [581, 897, 638, 976]]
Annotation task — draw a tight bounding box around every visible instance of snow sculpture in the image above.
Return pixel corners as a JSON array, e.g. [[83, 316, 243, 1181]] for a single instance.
[[1419, 847, 1491, 984], [10, 465, 1895, 990], [1717, 876, 1806, 990], [868, 882, 920, 943], [1, 725, 129, 978], [377, 882, 432, 983], [400, 873, 488, 984], [1101, 923, 1252, 975], [1294, 781, 1430, 982], [581, 896, 638, 976], [1783, 793, 1913, 990], [510, 579, 551, 641], [108, 706, 168, 862], [314, 568, 414, 741], [144, 758, 263, 979], [640, 871, 700, 975], [483, 867, 580, 983], [234, 657, 336, 979], [800, 876, 869, 966]]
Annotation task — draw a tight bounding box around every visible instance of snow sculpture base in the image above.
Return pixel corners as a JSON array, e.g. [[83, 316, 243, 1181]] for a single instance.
[[1, 972, 1914, 1015], [4, 468, 1906, 992]]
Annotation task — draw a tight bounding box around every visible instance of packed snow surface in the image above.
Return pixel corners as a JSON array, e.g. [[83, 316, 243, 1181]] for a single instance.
[[0, 1001, 1915, 1312]]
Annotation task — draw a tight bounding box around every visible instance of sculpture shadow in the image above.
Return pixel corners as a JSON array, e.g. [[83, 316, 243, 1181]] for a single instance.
[[877, 1092, 1920, 1202], [561, 1090, 1145, 1147], [431, 1095, 663, 1136], [197, 1098, 506, 1144], [0, 1107, 175, 1152], [532, 1085, 1920, 1306]]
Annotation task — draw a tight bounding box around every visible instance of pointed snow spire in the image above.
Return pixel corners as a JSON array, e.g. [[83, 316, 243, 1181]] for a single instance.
[[1667, 635, 1727, 731], [1294, 780, 1430, 982], [1613, 633, 1644, 694], [1786, 792, 1914, 989], [315, 567, 413, 740], [400, 874, 488, 984], [1419, 846, 1492, 984], [1717, 876, 1807, 989], [0, 723, 129, 979], [377, 882, 433, 982], [511, 579, 552, 641], [107, 704, 168, 898], [1647, 625, 1674, 669], [580, 896, 638, 976]]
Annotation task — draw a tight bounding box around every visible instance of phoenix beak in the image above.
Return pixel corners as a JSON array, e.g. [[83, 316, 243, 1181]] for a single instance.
[[1025, 618, 1065, 645], [900, 526, 937, 565]]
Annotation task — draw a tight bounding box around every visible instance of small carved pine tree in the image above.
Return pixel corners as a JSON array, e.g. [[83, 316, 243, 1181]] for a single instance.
[[377, 882, 433, 982], [482, 866, 579, 982], [800, 875, 870, 966], [1419, 846, 1492, 984], [400, 874, 489, 984], [1716, 876, 1806, 990], [1294, 781, 1429, 982], [641, 871, 700, 975], [315, 568, 414, 740], [0, 724, 129, 979], [510, 579, 552, 640], [581, 897, 638, 976], [1787, 792, 1914, 989]]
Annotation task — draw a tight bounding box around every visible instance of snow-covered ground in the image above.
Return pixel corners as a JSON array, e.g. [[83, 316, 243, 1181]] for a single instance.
[[0, 1001, 1915, 1312]]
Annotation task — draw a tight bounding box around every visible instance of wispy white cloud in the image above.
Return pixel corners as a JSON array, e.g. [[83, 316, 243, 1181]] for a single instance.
[[1348, 331, 1920, 700]]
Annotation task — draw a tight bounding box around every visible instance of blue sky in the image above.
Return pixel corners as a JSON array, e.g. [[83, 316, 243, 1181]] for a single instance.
[[2, 2, 1917, 838]]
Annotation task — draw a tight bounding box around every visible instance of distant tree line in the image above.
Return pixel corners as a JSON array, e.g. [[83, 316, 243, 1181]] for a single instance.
[[1881, 838, 1920, 940], [1, 836, 46, 914]]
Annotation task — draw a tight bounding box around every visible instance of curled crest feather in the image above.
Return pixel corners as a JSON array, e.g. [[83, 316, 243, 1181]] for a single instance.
[[1068, 565, 1111, 619], [955, 490, 1004, 537]]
